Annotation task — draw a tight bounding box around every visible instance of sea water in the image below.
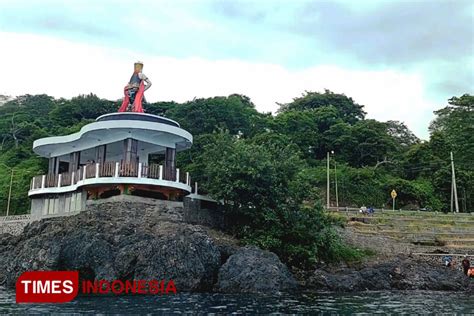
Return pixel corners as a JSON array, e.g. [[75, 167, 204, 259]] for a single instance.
[[0, 290, 473, 314]]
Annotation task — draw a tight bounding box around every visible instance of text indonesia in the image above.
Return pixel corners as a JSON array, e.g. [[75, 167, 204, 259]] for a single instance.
[[16, 271, 176, 303]]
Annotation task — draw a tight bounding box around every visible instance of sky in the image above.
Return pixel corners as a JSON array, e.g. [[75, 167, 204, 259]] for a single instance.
[[0, 0, 472, 139]]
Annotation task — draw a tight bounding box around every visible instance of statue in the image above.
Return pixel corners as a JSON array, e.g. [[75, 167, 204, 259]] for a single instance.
[[118, 61, 152, 113]]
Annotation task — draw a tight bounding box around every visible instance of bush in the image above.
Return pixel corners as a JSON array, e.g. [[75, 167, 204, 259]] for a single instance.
[[193, 133, 369, 268], [240, 203, 370, 268]]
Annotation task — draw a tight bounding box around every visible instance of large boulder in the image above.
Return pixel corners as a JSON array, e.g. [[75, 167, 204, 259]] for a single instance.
[[0, 202, 221, 291], [215, 246, 298, 293], [303, 256, 472, 292]]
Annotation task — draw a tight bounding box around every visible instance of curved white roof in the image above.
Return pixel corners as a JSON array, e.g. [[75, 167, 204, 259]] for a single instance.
[[33, 113, 193, 158]]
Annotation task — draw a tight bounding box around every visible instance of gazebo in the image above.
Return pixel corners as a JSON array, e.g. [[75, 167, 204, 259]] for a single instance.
[[28, 112, 193, 218]]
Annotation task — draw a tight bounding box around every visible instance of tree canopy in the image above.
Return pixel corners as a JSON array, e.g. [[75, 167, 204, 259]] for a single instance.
[[278, 89, 366, 124], [0, 90, 472, 266]]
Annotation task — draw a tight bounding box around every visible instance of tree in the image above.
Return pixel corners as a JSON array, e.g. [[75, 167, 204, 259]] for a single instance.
[[49, 94, 116, 127], [190, 132, 364, 267], [428, 94, 474, 212], [349, 120, 398, 167], [0, 91, 471, 216], [272, 110, 321, 162], [195, 132, 305, 210], [321, 122, 353, 156], [385, 120, 420, 148], [145, 101, 179, 117], [400, 142, 443, 180], [430, 94, 474, 165], [278, 90, 366, 124], [165, 94, 268, 137]]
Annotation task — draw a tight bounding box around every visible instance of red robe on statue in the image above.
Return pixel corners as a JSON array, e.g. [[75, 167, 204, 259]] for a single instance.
[[118, 81, 145, 113]]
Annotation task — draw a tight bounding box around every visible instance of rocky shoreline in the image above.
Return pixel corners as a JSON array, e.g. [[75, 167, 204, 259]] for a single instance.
[[296, 255, 473, 293], [0, 202, 472, 294]]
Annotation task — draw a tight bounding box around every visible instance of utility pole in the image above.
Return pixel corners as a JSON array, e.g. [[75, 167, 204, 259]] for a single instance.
[[334, 156, 339, 211], [462, 187, 467, 213], [450, 151, 459, 213], [450, 179, 454, 213], [327, 152, 330, 209], [6, 168, 13, 216]]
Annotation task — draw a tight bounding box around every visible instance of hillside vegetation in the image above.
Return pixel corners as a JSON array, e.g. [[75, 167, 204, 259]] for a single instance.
[[0, 91, 472, 267]]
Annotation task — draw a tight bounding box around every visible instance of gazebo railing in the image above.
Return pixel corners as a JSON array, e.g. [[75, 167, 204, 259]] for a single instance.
[[85, 163, 96, 179], [120, 162, 138, 177], [60, 172, 72, 187], [146, 164, 162, 179], [29, 161, 190, 191], [100, 162, 115, 177], [31, 175, 43, 190], [45, 174, 59, 188]]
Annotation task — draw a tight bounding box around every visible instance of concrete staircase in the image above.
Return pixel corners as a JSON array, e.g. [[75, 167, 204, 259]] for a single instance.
[[338, 210, 474, 253]]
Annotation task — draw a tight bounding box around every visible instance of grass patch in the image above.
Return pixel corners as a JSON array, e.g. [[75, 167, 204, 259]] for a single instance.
[[331, 243, 376, 263]]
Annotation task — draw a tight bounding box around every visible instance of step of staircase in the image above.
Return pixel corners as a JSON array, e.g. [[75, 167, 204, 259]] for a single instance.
[[339, 210, 474, 250]]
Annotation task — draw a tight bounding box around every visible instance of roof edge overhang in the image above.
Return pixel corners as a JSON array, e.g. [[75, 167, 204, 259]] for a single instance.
[[33, 120, 193, 158]]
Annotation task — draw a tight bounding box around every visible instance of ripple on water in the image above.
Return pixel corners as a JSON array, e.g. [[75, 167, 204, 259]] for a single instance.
[[0, 290, 473, 314]]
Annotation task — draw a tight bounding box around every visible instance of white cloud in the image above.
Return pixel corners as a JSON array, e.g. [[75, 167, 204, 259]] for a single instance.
[[0, 31, 436, 139]]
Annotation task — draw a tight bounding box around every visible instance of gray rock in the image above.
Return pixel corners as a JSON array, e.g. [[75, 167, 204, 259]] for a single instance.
[[0, 202, 221, 291], [216, 246, 298, 293], [302, 256, 472, 292]]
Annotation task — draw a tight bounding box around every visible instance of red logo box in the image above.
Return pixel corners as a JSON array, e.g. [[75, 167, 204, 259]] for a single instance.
[[16, 271, 79, 303]]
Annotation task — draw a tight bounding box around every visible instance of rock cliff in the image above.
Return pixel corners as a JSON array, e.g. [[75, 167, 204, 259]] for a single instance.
[[0, 201, 294, 293], [298, 255, 472, 292], [0, 200, 471, 293], [216, 246, 298, 293]]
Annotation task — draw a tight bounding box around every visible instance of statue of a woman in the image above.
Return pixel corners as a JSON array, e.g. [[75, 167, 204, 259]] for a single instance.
[[118, 61, 152, 112]]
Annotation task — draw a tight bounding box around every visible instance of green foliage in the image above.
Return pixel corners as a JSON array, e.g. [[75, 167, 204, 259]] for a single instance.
[[0, 90, 471, 267], [427, 94, 473, 212], [241, 204, 368, 267], [194, 132, 304, 210], [0, 93, 113, 215], [190, 132, 365, 267], [278, 89, 366, 124], [383, 178, 443, 211], [162, 94, 269, 137], [49, 94, 116, 127], [386, 120, 420, 148]]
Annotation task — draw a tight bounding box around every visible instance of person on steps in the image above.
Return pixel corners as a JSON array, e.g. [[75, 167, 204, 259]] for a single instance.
[[462, 255, 470, 276], [443, 255, 453, 267]]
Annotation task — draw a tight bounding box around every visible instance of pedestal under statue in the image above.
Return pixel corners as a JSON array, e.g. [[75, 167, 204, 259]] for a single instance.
[[118, 61, 152, 112]]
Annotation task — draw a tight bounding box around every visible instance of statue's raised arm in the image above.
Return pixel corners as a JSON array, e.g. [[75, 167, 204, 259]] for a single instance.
[[118, 61, 152, 113]]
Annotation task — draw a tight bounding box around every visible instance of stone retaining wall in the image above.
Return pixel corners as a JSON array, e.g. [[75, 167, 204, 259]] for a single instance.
[[1, 194, 225, 236], [86, 195, 184, 221], [183, 194, 224, 229], [0, 220, 30, 235]]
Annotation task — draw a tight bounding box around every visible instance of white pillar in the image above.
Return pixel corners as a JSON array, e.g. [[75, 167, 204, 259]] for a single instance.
[[41, 175, 46, 189], [138, 162, 142, 178], [71, 171, 75, 185], [186, 172, 189, 185], [58, 174, 62, 187], [195, 182, 198, 195], [176, 168, 180, 183], [159, 165, 163, 180], [115, 162, 120, 177], [83, 165, 87, 180], [95, 163, 100, 178]]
